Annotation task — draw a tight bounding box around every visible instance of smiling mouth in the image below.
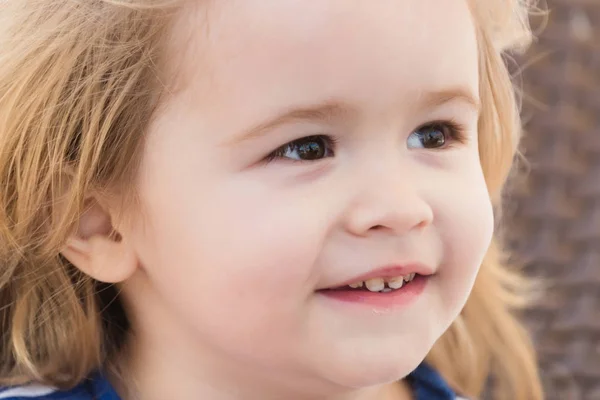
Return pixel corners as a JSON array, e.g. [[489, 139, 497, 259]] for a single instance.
[[317, 273, 428, 309], [324, 273, 418, 293]]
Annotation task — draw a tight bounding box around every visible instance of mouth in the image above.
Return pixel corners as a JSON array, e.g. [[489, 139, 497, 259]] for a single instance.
[[325, 273, 418, 293], [317, 273, 429, 309]]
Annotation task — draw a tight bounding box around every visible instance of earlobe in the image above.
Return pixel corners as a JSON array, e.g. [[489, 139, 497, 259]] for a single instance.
[[60, 199, 138, 284], [62, 235, 137, 284]]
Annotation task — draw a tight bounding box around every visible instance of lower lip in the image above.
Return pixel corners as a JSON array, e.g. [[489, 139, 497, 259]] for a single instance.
[[317, 275, 428, 309]]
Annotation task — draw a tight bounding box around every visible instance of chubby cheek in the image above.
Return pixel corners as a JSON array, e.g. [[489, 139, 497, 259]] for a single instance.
[[434, 162, 494, 312], [138, 177, 328, 350]]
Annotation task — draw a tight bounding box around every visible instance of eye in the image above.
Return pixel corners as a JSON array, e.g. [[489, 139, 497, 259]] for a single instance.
[[266, 135, 337, 162], [407, 121, 466, 149]]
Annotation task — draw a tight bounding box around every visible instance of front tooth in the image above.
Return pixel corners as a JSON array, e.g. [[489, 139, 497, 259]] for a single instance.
[[404, 273, 415, 282], [365, 278, 385, 292], [387, 276, 404, 289], [348, 281, 363, 289]]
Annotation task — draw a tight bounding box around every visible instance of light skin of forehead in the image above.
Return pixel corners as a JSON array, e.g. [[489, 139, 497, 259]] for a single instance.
[[162, 0, 480, 131]]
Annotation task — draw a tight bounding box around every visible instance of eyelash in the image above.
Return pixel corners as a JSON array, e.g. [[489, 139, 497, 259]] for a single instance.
[[426, 119, 469, 146], [264, 135, 339, 164], [264, 120, 468, 163]]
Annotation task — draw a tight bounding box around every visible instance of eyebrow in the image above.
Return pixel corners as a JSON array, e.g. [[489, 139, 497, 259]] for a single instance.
[[227, 87, 479, 145], [419, 87, 480, 112], [226, 101, 354, 145]]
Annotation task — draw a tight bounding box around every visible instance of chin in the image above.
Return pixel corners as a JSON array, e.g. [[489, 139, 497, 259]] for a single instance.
[[315, 346, 426, 389]]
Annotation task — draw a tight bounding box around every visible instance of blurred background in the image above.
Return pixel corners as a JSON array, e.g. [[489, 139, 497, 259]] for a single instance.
[[503, 1, 600, 399]]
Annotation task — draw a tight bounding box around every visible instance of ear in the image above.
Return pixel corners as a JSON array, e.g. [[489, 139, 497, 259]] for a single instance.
[[61, 197, 138, 284]]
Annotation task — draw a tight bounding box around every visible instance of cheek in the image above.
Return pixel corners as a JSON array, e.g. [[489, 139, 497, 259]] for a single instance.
[[135, 171, 329, 342], [432, 159, 494, 304]]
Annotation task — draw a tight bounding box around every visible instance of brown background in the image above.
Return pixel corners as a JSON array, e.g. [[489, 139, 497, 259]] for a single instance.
[[504, 1, 600, 399]]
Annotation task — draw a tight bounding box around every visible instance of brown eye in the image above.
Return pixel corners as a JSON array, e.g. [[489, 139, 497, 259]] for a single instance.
[[267, 135, 336, 162], [407, 122, 465, 149]]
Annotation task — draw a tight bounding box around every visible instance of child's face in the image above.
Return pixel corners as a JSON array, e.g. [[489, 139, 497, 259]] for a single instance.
[[124, 0, 492, 392]]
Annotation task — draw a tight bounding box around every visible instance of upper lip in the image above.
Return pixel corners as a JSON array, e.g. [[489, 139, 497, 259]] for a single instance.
[[322, 264, 434, 290]]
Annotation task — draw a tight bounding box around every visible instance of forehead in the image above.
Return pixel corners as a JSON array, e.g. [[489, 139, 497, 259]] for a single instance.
[[170, 0, 479, 112]]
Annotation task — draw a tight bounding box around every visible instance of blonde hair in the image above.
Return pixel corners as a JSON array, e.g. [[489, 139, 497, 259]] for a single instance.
[[0, 0, 542, 399]]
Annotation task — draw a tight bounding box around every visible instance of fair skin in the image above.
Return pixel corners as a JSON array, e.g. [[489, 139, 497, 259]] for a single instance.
[[63, 0, 493, 399]]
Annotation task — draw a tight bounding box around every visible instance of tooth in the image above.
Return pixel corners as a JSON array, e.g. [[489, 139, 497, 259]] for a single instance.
[[387, 276, 404, 289], [348, 282, 363, 289], [365, 278, 385, 292], [404, 273, 415, 283], [409, 273, 416, 281], [382, 288, 392, 293]]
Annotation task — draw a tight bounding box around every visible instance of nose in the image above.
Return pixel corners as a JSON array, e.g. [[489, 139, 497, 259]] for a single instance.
[[343, 163, 434, 237]]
